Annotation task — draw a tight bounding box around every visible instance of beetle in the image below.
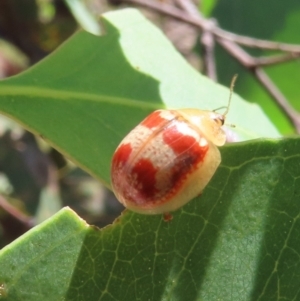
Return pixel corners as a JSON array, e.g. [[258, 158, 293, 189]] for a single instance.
[[111, 75, 237, 215]]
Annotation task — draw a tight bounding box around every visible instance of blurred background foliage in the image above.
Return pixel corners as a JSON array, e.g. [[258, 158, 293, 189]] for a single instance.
[[0, 0, 299, 248]]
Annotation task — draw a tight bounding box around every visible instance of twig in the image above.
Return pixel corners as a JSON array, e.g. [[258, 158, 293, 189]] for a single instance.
[[255, 53, 300, 67], [175, 0, 300, 131], [175, 0, 217, 79], [125, 0, 300, 53], [0, 195, 33, 227], [122, 0, 300, 131], [214, 27, 300, 52], [254, 68, 300, 132], [201, 29, 217, 80]]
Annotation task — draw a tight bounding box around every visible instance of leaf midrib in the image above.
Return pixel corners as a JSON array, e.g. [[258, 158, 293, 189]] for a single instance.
[[0, 85, 163, 109]]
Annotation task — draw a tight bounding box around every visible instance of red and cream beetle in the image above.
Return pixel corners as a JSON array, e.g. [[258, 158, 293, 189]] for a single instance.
[[111, 76, 237, 215]]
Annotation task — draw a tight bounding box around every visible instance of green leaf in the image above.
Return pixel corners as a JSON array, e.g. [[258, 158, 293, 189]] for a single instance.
[[0, 6, 297, 301], [0, 208, 87, 300], [0, 9, 279, 188], [0, 137, 299, 301]]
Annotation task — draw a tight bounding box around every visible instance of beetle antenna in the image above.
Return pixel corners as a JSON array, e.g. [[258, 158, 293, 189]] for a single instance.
[[223, 74, 238, 116]]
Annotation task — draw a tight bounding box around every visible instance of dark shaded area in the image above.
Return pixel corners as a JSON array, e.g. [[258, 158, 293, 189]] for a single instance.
[[0, 0, 76, 63], [0, 0, 124, 248]]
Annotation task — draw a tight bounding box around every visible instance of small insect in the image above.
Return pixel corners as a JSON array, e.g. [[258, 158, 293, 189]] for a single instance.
[[111, 76, 237, 215]]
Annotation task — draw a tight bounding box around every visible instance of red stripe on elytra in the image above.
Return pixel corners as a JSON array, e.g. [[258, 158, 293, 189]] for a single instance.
[[131, 158, 158, 200], [141, 110, 169, 129], [163, 123, 208, 187], [112, 143, 132, 167]]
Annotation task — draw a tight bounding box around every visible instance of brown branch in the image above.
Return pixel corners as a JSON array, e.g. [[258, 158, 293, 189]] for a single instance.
[[0, 195, 32, 227], [121, 0, 300, 131], [254, 53, 300, 67], [0, 195, 33, 242], [201, 29, 217, 80], [214, 27, 300, 52], [253, 69, 300, 132], [124, 0, 300, 53], [175, 0, 217, 80], [218, 37, 300, 131], [175, 0, 200, 17]]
